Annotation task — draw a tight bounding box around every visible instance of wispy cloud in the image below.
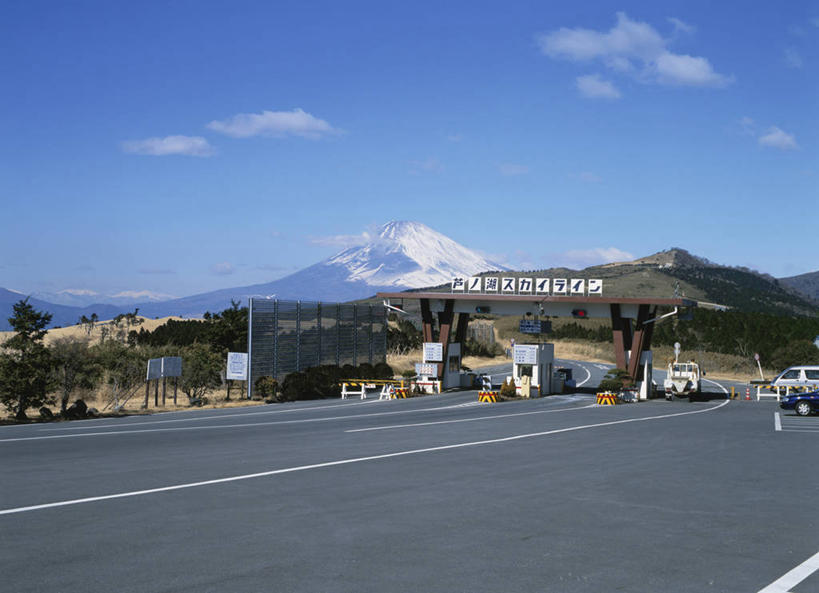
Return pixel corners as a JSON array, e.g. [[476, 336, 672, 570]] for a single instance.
[[408, 158, 444, 174], [207, 108, 342, 139], [310, 232, 372, 249], [209, 262, 235, 275], [121, 135, 214, 157], [572, 171, 602, 183], [758, 126, 798, 150], [784, 47, 803, 69], [576, 74, 621, 99], [112, 290, 177, 300], [667, 17, 695, 35], [537, 12, 731, 90], [58, 288, 98, 296], [498, 163, 530, 176], [447, 133, 463, 142], [552, 247, 634, 269]]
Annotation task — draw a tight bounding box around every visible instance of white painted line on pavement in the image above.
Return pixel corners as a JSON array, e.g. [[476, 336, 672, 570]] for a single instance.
[[774, 412, 781, 432], [0, 399, 532, 443], [757, 549, 819, 593], [576, 363, 592, 387], [41, 398, 385, 431], [346, 404, 597, 432], [702, 378, 729, 394], [0, 400, 729, 516]]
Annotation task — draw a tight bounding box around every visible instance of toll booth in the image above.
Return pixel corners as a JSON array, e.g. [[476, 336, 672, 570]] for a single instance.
[[512, 344, 555, 397], [442, 342, 462, 390]]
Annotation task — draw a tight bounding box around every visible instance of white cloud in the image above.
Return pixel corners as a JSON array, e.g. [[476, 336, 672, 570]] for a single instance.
[[758, 126, 798, 150], [58, 288, 98, 296], [654, 51, 731, 86], [739, 116, 756, 135], [573, 171, 602, 183], [408, 158, 444, 174], [576, 74, 621, 98], [121, 135, 214, 157], [112, 290, 177, 301], [206, 108, 341, 139], [209, 262, 235, 275], [667, 17, 695, 35], [310, 232, 372, 249], [784, 47, 803, 69], [498, 163, 530, 176], [537, 12, 731, 89], [553, 247, 634, 269]]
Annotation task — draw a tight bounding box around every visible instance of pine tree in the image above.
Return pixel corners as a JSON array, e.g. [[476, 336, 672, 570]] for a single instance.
[[0, 299, 54, 420]]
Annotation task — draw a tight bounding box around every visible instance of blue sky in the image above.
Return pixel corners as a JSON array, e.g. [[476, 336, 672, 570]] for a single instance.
[[1, 1, 816, 300]]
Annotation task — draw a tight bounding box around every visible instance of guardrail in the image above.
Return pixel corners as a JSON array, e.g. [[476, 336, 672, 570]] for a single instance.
[[749, 382, 818, 401]]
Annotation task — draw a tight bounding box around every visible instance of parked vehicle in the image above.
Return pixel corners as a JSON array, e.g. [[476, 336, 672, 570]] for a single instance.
[[664, 361, 701, 399], [779, 389, 819, 416], [771, 366, 819, 391]]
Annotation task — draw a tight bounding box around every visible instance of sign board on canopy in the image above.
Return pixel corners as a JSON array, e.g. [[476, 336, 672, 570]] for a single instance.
[[226, 352, 248, 381]]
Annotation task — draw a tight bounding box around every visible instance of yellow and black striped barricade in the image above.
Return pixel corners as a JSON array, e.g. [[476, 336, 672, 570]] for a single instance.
[[596, 391, 617, 405], [392, 388, 409, 399], [478, 391, 499, 403]]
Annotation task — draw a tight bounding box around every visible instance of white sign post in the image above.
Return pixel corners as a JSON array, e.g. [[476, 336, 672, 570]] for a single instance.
[[227, 352, 248, 380], [226, 352, 248, 400]]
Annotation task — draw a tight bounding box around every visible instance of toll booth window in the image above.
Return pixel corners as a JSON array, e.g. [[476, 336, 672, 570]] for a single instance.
[[519, 364, 533, 378], [782, 370, 800, 380], [448, 356, 459, 373]]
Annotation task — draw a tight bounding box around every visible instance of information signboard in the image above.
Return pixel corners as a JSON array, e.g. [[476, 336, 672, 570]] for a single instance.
[[415, 363, 438, 376], [519, 320, 550, 335], [226, 352, 248, 381], [423, 342, 443, 362], [146, 356, 182, 380], [513, 345, 538, 365]]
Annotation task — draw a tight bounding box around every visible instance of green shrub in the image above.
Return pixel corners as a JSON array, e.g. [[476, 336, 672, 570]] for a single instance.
[[254, 376, 279, 400], [304, 365, 344, 397], [281, 372, 311, 401], [374, 362, 394, 379], [356, 363, 376, 379], [401, 369, 416, 379], [499, 378, 517, 398]]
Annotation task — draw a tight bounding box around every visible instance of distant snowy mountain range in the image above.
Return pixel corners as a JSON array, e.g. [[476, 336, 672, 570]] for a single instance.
[[1, 221, 506, 329]]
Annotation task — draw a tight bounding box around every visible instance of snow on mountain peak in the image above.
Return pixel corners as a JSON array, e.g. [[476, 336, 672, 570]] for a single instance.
[[326, 221, 506, 288]]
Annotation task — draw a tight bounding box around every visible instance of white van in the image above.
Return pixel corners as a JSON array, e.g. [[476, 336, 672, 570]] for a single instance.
[[771, 366, 819, 390]]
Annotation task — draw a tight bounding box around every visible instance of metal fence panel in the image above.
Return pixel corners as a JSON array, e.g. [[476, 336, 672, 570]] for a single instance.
[[248, 298, 386, 397]]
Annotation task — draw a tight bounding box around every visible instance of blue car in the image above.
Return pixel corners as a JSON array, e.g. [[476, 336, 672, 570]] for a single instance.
[[779, 390, 819, 416]]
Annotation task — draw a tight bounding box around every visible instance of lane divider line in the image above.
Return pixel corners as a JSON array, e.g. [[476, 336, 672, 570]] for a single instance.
[[774, 412, 781, 432], [0, 400, 728, 516], [345, 404, 597, 432], [702, 378, 729, 394], [757, 549, 819, 593]]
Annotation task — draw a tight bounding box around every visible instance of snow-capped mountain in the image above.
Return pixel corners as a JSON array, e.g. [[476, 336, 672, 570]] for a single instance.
[[0, 221, 506, 327], [326, 221, 506, 288]]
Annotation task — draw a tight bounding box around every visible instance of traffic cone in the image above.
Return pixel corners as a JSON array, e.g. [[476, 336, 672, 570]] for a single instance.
[[745, 387, 750, 400]]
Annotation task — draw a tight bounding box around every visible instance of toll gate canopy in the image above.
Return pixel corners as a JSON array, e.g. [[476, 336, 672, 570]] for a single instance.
[[377, 291, 696, 382]]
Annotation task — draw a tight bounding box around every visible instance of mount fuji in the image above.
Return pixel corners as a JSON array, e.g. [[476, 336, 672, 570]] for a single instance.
[[0, 222, 506, 327], [134, 221, 506, 317]]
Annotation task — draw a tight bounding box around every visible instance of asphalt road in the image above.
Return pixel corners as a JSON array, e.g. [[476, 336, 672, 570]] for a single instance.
[[1, 370, 816, 593]]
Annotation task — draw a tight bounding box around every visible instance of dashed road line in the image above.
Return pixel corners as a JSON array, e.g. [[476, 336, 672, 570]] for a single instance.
[[774, 412, 781, 432], [345, 404, 597, 432]]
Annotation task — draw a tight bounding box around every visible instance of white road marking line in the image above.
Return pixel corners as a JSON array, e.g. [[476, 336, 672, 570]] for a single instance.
[[0, 400, 729, 516], [345, 404, 597, 432], [0, 400, 508, 443], [702, 378, 729, 394], [774, 412, 782, 432], [576, 363, 592, 387], [757, 549, 819, 593], [39, 398, 385, 431]]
